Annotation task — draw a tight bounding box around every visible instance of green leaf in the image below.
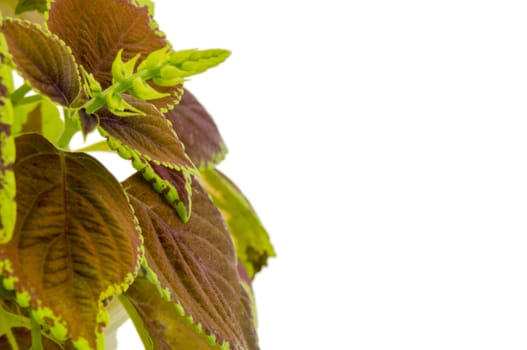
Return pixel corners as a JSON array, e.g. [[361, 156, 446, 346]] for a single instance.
[[0, 18, 81, 106], [111, 49, 140, 85], [124, 173, 259, 350], [15, 0, 48, 14], [47, 0, 166, 88], [0, 33, 16, 244], [165, 90, 227, 168], [0, 0, 45, 24], [12, 96, 63, 143], [130, 76, 170, 101], [103, 90, 145, 117], [200, 169, 275, 278], [74, 140, 110, 153], [0, 133, 143, 350]]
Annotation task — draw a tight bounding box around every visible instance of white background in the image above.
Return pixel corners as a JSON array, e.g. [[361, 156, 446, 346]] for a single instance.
[[110, 0, 527, 349]]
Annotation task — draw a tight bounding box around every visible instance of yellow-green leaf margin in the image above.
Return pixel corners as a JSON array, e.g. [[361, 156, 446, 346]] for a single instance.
[[0, 31, 16, 244]]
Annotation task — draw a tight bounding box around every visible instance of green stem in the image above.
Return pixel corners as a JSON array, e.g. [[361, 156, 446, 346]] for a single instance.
[[9, 83, 30, 104], [0, 305, 31, 329], [29, 313, 43, 350], [12, 94, 42, 107], [0, 302, 31, 350], [118, 294, 154, 350], [57, 108, 79, 149], [83, 69, 155, 114], [6, 329, 19, 350]]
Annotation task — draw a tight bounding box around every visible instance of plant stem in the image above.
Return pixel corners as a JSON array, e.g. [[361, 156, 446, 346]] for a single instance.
[[9, 83, 31, 104], [118, 295, 154, 350], [83, 69, 154, 114], [0, 302, 30, 350], [12, 94, 42, 107], [57, 108, 79, 149], [30, 313, 43, 350], [6, 330, 19, 350]]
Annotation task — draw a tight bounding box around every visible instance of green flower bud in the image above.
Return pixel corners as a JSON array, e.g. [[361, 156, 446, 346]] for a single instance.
[[137, 46, 171, 72]]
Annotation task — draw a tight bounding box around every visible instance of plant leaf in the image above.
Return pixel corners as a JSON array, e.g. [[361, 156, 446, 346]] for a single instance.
[[97, 95, 195, 220], [74, 140, 110, 153], [0, 0, 45, 24], [0, 133, 142, 349], [143, 163, 192, 222], [165, 90, 227, 168], [78, 108, 99, 138], [111, 49, 139, 85], [0, 34, 16, 244], [47, 0, 166, 88], [124, 173, 259, 350], [237, 263, 258, 329], [129, 76, 170, 101], [0, 328, 68, 349], [200, 169, 275, 279], [0, 287, 31, 348], [131, 0, 155, 15], [121, 276, 224, 350], [13, 96, 63, 143], [0, 18, 81, 106], [148, 82, 184, 114], [15, 0, 48, 14], [97, 95, 194, 170], [19, 102, 41, 133]]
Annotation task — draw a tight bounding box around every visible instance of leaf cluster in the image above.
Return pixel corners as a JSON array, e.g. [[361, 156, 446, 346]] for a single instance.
[[0, 1, 274, 349]]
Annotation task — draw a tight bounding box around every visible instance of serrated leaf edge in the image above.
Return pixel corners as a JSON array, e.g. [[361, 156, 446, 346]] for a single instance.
[[0, 194, 145, 350], [157, 84, 184, 114], [1, 17, 82, 107], [199, 169, 276, 279], [100, 129, 194, 222], [0, 35, 16, 244], [197, 141, 228, 170], [140, 261, 231, 350], [97, 109, 196, 171]]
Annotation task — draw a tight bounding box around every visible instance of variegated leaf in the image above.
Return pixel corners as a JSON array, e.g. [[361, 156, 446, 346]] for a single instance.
[[0, 134, 142, 349]]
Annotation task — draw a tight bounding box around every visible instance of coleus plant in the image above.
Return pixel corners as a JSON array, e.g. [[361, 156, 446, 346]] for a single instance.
[[0, 0, 275, 349]]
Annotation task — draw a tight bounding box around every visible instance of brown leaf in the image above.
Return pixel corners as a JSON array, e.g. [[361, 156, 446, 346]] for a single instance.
[[97, 95, 194, 170], [20, 102, 41, 134], [0, 134, 142, 349], [165, 90, 227, 168], [124, 173, 259, 350], [1, 18, 81, 106], [123, 276, 223, 350], [47, 0, 166, 88]]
